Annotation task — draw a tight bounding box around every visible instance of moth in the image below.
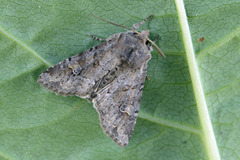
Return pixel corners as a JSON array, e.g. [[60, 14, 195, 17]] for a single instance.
[[37, 15, 165, 147]]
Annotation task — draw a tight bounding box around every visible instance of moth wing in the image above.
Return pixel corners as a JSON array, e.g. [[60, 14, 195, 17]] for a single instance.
[[38, 40, 120, 98], [93, 63, 148, 147]]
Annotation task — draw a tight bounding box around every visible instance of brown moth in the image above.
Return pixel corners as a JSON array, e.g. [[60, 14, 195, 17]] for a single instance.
[[37, 15, 165, 147]]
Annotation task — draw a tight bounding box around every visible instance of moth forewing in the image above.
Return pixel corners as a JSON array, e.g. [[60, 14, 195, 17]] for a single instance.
[[37, 15, 164, 147]]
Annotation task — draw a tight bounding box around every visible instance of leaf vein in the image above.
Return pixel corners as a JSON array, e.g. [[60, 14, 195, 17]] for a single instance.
[[0, 25, 53, 67]]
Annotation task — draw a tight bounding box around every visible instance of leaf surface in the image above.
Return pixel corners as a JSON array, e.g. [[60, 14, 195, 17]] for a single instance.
[[0, 0, 239, 159]]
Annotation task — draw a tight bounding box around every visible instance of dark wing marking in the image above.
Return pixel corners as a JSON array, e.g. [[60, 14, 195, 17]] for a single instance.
[[92, 63, 148, 147], [37, 36, 121, 98]]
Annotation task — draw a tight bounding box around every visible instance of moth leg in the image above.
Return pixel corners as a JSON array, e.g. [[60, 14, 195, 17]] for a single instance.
[[88, 34, 106, 41], [132, 15, 153, 30], [153, 35, 160, 43]]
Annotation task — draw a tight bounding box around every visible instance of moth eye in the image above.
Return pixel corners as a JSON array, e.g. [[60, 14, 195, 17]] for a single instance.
[[145, 40, 150, 46]]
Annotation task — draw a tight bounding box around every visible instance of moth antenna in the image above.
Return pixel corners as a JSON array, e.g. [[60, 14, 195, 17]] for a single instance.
[[88, 34, 106, 41], [91, 15, 140, 34], [147, 38, 166, 58], [133, 14, 153, 29]]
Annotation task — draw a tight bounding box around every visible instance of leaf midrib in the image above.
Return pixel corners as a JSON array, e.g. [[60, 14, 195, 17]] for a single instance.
[[175, 0, 220, 159]]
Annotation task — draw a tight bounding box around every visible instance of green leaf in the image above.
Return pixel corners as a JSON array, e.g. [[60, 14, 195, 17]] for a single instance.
[[0, 0, 239, 159]]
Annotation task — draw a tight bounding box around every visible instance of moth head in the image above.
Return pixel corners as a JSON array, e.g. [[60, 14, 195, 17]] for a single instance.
[[139, 30, 150, 42]]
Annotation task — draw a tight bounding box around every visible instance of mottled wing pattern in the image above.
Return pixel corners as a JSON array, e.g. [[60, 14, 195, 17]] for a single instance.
[[38, 35, 121, 99], [92, 63, 148, 147], [38, 30, 153, 147]]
